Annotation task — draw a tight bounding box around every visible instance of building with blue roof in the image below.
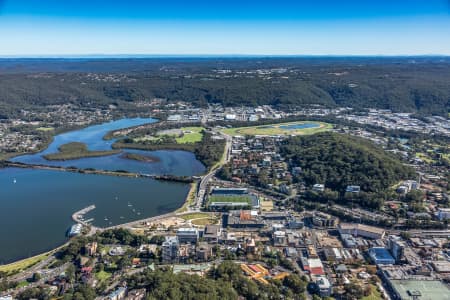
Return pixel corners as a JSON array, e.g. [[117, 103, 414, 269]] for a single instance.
[[369, 247, 395, 265]]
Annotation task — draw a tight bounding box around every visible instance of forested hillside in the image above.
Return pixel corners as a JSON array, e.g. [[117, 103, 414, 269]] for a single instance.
[[280, 132, 416, 193], [0, 57, 449, 117]]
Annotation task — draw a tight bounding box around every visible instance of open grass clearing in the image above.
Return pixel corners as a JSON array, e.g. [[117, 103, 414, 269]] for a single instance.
[[95, 270, 112, 281], [191, 218, 217, 226], [157, 126, 204, 144], [222, 121, 332, 136], [175, 127, 204, 144], [179, 212, 210, 220], [36, 127, 54, 132]]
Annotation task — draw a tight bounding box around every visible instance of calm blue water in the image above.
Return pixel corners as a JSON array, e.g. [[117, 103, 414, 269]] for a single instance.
[[279, 123, 320, 130], [12, 117, 206, 176], [1, 118, 205, 263], [0, 168, 189, 264]]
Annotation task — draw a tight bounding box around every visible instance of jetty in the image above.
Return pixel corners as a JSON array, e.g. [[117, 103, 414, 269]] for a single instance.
[[72, 205, 98, 228]]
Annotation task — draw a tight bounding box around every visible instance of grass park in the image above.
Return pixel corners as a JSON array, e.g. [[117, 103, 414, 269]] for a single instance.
[[221, 121, 332, 136], [180, 212, 211, 220], [135, 126, 205, 144], [0, 252, 50, 274], [174, 127, 204, 144], [179, 212, 218, 226]]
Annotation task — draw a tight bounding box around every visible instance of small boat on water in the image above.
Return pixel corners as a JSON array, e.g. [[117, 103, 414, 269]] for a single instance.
[[13, 178, 17, 184], [104, 217, 108, 221]]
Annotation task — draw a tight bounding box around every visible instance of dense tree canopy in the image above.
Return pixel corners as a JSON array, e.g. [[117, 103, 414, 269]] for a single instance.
[[0, 58, 449, 117], [125, 261, 308, 300], [280, 132, 416, 193]]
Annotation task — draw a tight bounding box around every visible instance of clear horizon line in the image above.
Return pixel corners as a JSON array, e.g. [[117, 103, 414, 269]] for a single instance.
[[0, 53, 449, 59]]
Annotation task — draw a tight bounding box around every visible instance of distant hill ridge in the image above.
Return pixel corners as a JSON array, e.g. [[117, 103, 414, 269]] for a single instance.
[[0, 57, 448, 116]]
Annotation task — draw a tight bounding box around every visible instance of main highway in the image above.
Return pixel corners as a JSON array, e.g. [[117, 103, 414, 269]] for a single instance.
[[193, 129, 232, 211]]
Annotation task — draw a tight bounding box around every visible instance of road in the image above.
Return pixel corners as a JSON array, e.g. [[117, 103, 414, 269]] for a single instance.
[[193, 129, 232, 210], [1, 262, 69, 298]]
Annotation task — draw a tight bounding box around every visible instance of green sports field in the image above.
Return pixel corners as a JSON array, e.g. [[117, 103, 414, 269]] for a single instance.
[[208, 195, 252, 205], [221, 121, 332, 136]]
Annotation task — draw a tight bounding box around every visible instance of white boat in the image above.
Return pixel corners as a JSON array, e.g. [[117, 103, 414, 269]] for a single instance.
[[13, 178, 17, 184]]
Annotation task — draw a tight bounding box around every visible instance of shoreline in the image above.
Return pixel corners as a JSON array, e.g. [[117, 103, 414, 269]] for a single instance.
[[0, 117, 203, 269], [4, 161, 195, 183], [1, 176, 196, 268], [0, 117, 159, 162]]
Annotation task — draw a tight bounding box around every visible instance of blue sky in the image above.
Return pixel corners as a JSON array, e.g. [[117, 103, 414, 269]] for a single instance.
[[0, 0, 449, 56]]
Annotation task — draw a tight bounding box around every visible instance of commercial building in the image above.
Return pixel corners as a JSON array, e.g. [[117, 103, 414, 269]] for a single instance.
[[203, 225, 221, 243], [167, 114, 182, 122], [162, 236, 179, 263], [287, 217, 304, 229], [301, 258, 325, 276], [338, 223, 385, 240], [431, 261, 450, 273], [387, 236, 406, 262], [196, 242, 212, 261], [308, 212, 338, 228], [224, 210, 265, 230], [176, 228, 199, 244], [386, 279, 450, 300], [273, 231, 287, 246], [369, 247, 395, 265], [313, 276, 332, 297]]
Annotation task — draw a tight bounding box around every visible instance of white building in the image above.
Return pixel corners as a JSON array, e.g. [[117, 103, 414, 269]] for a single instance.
[[338, 223, 385, 240], [312, 184, 325, 192]]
